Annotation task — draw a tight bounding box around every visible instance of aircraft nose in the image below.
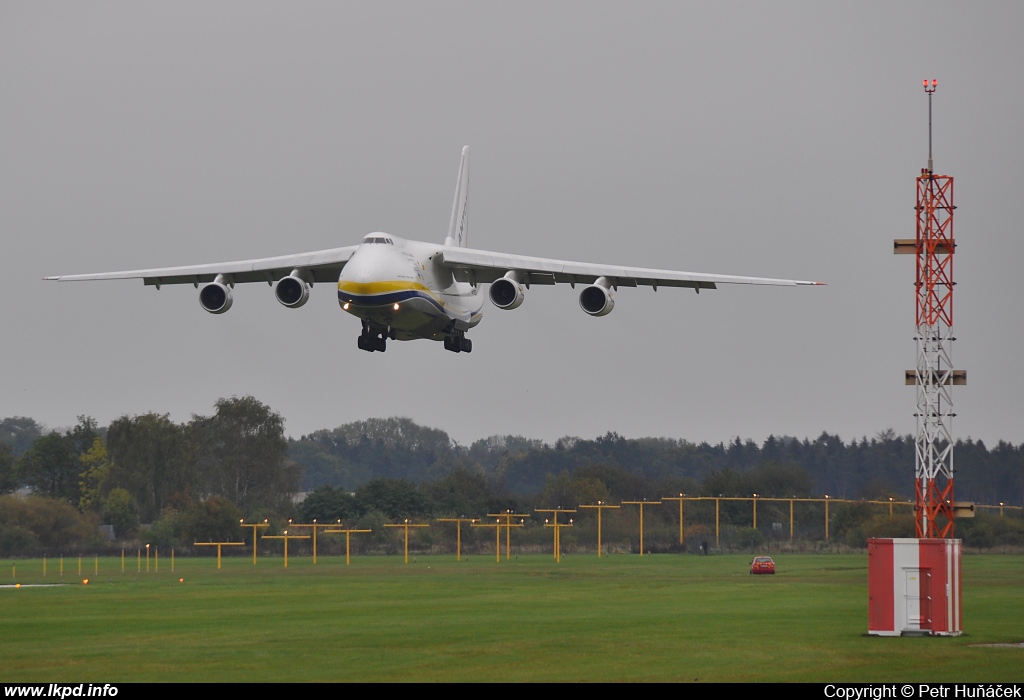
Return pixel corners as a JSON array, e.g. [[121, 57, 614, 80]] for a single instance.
[[342, 248, 378, 283], [347, 261, 374, 283]]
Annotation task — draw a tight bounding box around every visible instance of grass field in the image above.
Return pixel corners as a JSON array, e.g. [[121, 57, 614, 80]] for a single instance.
[[2, 552, 1022, 682]]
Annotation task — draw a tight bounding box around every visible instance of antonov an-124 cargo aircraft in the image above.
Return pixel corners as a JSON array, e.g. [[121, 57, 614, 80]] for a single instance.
[[47, 147, 822, 354]]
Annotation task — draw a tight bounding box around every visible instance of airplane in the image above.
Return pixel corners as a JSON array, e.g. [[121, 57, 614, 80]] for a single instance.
[[46, 146, 822, 353]]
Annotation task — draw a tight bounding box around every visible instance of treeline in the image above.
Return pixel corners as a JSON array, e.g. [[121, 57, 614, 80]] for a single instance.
[[0, 397, 297, 554], [295, 473, 1024, 553], [292, 420, 1024, 506], [2, 411, 1023, 555], [290, 419, 1024, 551]]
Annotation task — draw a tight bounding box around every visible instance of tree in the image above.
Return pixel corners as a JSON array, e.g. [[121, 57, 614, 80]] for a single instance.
[[0, 442, 15, 494], [183, 497, 243, 543], [106, 414, 191, 522], [744, 461, 814, 498], [421, 469, 496, 517], [540, 471, 609, 509], [12, 417, 104, 507], [0, 416, 44, 457], [191, 397, 297, 513], [355, 478, 425, 519], [67, 416, 100, 457], [78, 438, 109, 512], [17, 432, 81, 503], [104, 488, 140, 539], [299, 485, 358, 522], [293, 417, 458, 489]]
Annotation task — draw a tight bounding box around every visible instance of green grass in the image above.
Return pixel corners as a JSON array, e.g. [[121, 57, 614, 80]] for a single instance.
[[2, 553, 1022, 682]]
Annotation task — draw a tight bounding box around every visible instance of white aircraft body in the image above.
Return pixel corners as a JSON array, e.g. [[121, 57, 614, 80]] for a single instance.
[[47, 147, 822, 353]]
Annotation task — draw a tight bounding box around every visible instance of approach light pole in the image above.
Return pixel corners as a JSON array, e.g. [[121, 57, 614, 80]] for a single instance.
[[194, 541, 246, 569], [261, 530, 310, 568], [240, 519, 270, 565], [487, 511, 531, 560], [385, 520, 429, 564], [824, 496, 830, 541], [622, 500, 662, 556], [471, 519, 505, 563], [662, 494, 687, 546], [578, 501, 620, 557], [288, 519, 342, 564], [537, 508, 576, 563], [323, 523, 373, 565], [437, 518, 478, 561]]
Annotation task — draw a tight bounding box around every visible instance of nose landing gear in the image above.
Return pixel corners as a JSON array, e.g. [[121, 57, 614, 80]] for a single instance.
[[358, 323, 392, 352]]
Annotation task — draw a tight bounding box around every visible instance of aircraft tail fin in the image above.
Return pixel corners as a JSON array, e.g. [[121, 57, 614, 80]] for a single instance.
[[445, 146, 470, 247]]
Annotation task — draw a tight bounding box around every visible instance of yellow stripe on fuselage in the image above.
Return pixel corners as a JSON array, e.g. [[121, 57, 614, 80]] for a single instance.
[[338, 280, 432, 295], [338, 279, 446, 308]]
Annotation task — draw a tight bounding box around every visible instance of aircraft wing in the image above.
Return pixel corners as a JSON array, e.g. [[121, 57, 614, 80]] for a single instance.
[[439, 247, 824, 290], [44, 246, 359, 287]]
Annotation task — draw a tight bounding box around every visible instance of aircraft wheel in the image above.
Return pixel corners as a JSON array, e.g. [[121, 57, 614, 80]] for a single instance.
[[461, 338, 472, 353]]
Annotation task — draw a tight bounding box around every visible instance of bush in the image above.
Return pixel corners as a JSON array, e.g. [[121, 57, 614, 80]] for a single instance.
[[958, 511, 1024, 548], [0, 494, 101, 555], [733, 527, 766, 550], [843, 513, 916, 548], [147, 509, 187, 549], [183, 497, 243, 543], [0, 524, 39, 553]]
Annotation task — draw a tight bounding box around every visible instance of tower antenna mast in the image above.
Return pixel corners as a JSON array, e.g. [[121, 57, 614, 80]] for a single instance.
[[925, 79, 936, 173], [894, 79, 964, 538]]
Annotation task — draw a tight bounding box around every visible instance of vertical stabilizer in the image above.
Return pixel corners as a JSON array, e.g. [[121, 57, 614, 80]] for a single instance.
[[445, 146, 470, 247]]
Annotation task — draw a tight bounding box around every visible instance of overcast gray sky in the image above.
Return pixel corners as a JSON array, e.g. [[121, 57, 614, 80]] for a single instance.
[[2, 1, 1022, 447]]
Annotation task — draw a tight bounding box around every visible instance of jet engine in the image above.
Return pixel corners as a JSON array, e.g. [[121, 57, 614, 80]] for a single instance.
[[579, 283, 615, 317], [489, 275, 525, 310], [199, 279, 233, 314], [274, 273, 311, 309]]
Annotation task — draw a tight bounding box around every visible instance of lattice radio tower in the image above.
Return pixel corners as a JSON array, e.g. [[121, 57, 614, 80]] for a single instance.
[[894, 80, 965, 538]]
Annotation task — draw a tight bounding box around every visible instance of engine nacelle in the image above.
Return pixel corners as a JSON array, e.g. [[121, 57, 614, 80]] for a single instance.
[[199, 281, 233, 314], [274, 274, 311, 309], [489, 277, 525, 310], [579, 284, 615, 317]]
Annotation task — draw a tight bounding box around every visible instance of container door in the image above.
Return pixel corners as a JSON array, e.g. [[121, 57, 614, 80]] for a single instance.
[[903, 568, 921, 631]]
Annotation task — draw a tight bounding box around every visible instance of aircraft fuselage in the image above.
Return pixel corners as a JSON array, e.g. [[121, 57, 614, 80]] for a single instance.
[[337, 234, 483, 342]]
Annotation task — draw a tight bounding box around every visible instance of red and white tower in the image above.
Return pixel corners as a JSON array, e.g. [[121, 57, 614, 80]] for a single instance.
[[872, 81, 965, 637], [894, 80, 965, 538]]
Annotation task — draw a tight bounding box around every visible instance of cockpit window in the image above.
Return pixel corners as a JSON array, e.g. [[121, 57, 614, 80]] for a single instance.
[[362, 236, 394, 245]]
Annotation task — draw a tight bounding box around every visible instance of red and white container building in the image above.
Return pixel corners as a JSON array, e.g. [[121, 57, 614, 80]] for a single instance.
[[867, 538, 962, 636]]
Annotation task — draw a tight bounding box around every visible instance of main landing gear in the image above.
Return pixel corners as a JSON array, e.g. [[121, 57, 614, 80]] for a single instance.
[[443, 330, 472, 354], [358, 323, 393, 352]]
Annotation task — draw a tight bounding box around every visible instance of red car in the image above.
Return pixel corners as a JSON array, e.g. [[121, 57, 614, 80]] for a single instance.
[[750, 556, 776, 575]]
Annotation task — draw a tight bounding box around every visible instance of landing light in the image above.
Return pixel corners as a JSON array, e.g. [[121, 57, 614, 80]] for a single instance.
[[343, 302, 350, 310], [393, 303, 400, 311]]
